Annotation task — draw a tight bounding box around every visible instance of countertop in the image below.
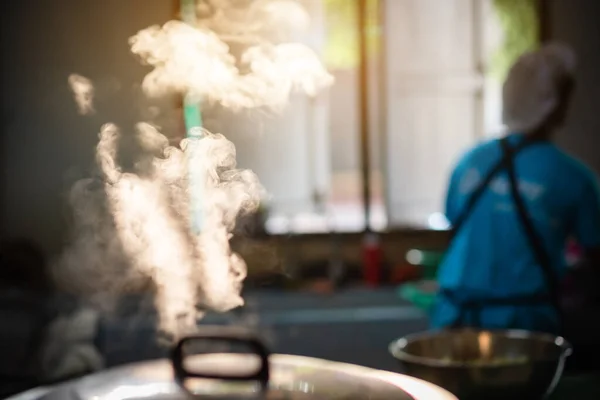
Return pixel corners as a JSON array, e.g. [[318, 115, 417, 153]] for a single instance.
[[99, 287, 429, 370]]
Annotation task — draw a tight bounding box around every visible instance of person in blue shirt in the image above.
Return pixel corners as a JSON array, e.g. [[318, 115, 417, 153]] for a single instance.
[[431, 43, 600, 335]]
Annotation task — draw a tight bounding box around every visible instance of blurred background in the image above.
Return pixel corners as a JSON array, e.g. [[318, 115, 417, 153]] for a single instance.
[[1, 0, 600, 397]]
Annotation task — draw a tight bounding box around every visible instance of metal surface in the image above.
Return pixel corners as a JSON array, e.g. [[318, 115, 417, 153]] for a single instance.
[[9, 324, 454, 400], [8, 354, 457, 400], [172, 329, 270, 396], [390, 328, 572, 400]]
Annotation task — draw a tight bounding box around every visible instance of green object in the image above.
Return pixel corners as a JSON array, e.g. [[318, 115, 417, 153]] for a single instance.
[[489, 0, 540, 82], [399, 248, 445, 312], [184, 99, 203, 134], [323, 0, 380, 70], [180, 0, 197, 25], [397, 282, 437, 312], [180, 0, 205, 233], [405, 249, 445, 280]]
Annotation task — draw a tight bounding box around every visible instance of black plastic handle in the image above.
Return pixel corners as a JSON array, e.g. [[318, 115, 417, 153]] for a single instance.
[[171, 326, 270, 393]]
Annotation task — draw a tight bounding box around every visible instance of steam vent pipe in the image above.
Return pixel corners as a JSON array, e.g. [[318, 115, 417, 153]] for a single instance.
[[180, 0, 205, 234]]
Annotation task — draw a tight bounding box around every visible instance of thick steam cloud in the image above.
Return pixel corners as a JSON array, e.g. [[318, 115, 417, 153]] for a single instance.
[[56, 123, 263, 336], [56, 0, 333, 339], [129, 10, 333, 111]]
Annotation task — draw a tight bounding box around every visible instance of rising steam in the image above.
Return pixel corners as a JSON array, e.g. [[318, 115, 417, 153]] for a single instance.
[[57, 0, 333, 338], [56, 123, 263, 335], [68, 74, 95, 116], [129, 19, 333, 111], [195, 0, 312, 42]]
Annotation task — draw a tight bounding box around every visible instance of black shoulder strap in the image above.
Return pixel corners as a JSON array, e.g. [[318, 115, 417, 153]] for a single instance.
[[500, 138, 563, 324], [450, 137, 543, 240]]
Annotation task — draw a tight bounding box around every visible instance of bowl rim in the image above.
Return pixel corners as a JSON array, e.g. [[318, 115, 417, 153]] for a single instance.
[[388, 328, 572, 369]]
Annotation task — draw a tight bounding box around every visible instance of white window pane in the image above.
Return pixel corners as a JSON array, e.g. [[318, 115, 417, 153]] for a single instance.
[[383, 0, 483, 227]]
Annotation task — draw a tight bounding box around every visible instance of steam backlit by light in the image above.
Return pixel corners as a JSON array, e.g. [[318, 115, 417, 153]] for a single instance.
[[68, 74, 95, 115], [57, 123, 263, 335], [129, 18, 333, 111], [56, 0, 333, 338], [196, 0, 312, 42]]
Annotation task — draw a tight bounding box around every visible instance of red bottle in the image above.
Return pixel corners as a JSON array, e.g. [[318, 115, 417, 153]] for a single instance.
[[363, 232, 382, 287]]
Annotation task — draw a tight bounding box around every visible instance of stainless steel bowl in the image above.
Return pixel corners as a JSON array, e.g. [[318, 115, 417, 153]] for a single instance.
[[389, 329, 572, 400]]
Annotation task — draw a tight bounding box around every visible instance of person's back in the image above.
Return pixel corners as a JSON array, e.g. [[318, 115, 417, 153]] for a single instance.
[[431, 43, 600, 334], [433, 135, 600, 332]]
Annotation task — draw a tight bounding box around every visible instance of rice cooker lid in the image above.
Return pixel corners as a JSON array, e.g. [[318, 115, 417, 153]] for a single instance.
[[16, 329, 456, 400]]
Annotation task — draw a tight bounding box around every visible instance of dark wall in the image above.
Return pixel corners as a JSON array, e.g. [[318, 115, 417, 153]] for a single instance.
[[0, 0, 174, 255], [547, 0, 600, 174]]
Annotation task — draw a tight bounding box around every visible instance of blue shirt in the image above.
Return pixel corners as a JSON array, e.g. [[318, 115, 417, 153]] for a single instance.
[[431, 134, 600, 333]]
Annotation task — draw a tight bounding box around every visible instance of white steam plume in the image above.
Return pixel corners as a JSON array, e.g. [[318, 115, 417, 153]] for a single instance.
[[68, 74, 95, 115], [195, 0, 312, 42], [129, 15, 333, 111], [56, 122, 263, 336], [56, 0, 333, 338]]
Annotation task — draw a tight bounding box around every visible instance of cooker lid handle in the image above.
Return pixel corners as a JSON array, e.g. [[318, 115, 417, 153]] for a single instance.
[[171, 327, 270, 393]]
